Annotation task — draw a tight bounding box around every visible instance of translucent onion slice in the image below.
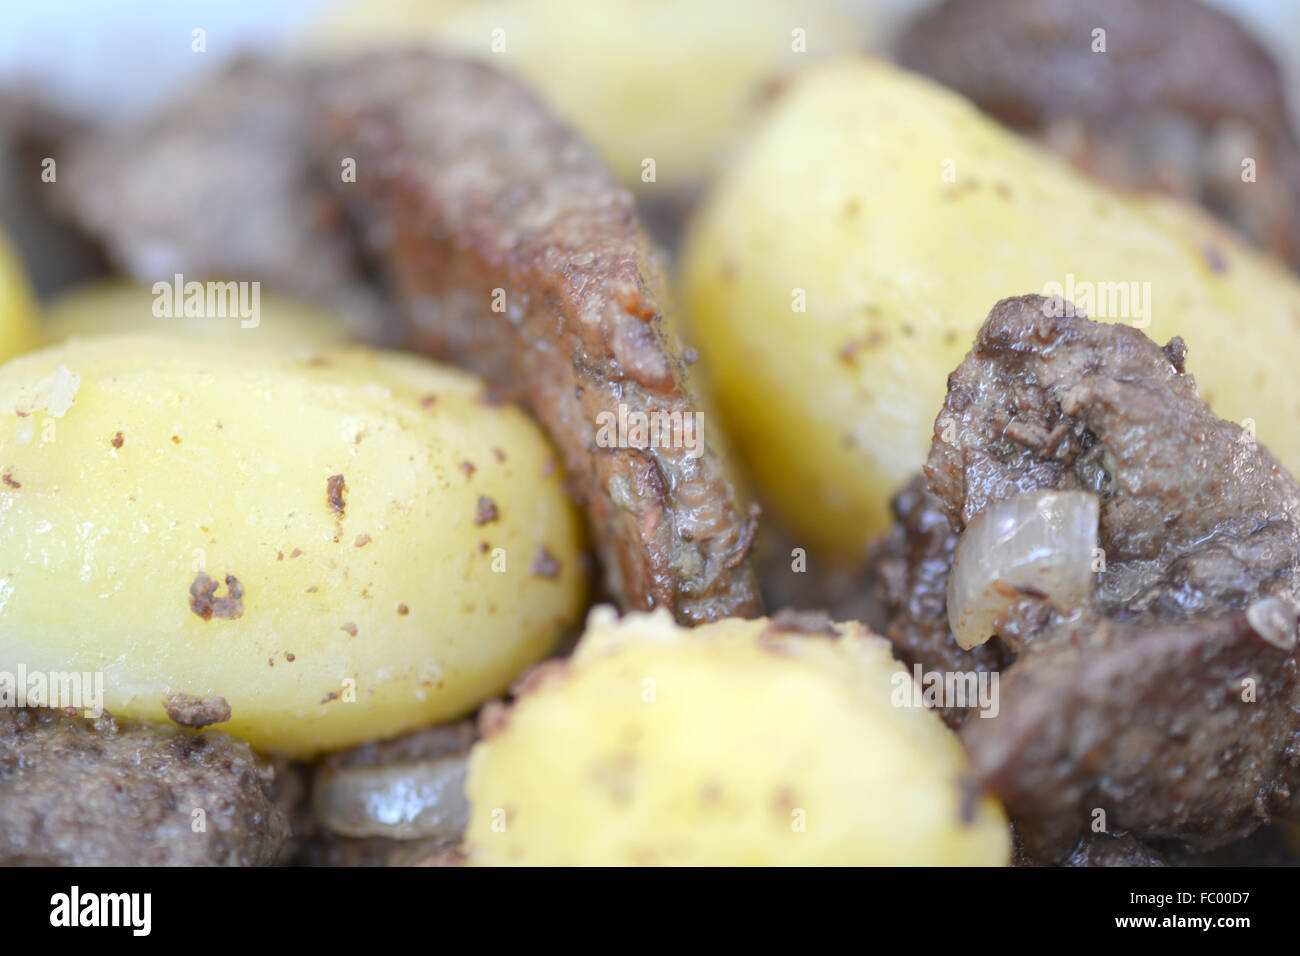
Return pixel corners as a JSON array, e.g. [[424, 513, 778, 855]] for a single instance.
[[313, 754, 469, 840], [947, 489, 1100, 650], [1246, 596, 1298, 651]]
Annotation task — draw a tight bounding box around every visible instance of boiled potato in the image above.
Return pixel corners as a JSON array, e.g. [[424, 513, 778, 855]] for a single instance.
[[0, 229, 39, 365], [683, 58, 1300, 555], [43, 280, 357, 352], [464, 607, 1009, 865], [0, 335, 585, 755], [302, 0, 869, 192]]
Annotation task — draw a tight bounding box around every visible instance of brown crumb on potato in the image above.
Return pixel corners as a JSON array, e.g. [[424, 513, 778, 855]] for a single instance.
[[189, 573, 245, 621], [475, 495, 499, 525], [530, 546, 561, 579], [397, 603, 409, 616], [164, 692, 231, 728], [354, 534, 371, 547], [1, 470, 19, 489], [110, 431, 124, 449], [340, 622, 358, 637], [327, 474, 347, 517]]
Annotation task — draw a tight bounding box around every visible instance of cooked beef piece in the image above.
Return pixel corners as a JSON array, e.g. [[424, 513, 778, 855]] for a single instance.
[[1032, 824, 1299, 867], [865, 476, 1010, 728], [296, 833, 462, 867], [906, 295, 1300, 860], [1055, 831, 1169, 868], [0, 707, 290, 866], [899, 0, 1300, 269], [0, 89, 106, 297], [52, 58, 391, 338], [312, 52, 762, 625]]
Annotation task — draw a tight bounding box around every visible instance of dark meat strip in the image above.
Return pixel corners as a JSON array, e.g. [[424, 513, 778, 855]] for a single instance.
[[52, 57, 391, 338], [967, 612, 1297, 857], [0, 88, 106, 297], [920, 295, 1300, 858], [899, 0, 1300, 269], [0, 708, 290, 866], [312, 52, 762, 625]]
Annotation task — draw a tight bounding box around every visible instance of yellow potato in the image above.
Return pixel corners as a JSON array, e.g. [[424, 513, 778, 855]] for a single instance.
[[301, 0, 869, 192], [0, 229, 39, 365], [43, 280, 357, 352], [682, 58, 1300, 555], [0, 335, 586, 755], [464, 607, 1009, 865]]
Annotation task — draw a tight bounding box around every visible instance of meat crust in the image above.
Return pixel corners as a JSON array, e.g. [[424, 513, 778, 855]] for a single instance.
[[53, 57, 390, 335], [899, 0, 1300, 269], [312, 52, 762, 624], [878, 295, 1300, 859], [0, 708, 290, 866]]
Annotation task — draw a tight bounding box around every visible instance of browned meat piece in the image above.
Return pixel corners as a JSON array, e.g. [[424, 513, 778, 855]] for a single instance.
[[911, 295, 1300, 860], [899, 0, 1300, 269], [0, 89, 106, 297], [1056, 831, 1169, 868], [52, 58, 390, 336], [0, 708, 290, 866], [312, 52, 762, 624], [969, 612, 1297, 856]]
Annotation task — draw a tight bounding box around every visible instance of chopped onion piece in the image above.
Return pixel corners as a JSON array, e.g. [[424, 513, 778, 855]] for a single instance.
[[314, 754, 469, 840], [947, 489, 1099, 650], [1246, 596, 1298, 651]]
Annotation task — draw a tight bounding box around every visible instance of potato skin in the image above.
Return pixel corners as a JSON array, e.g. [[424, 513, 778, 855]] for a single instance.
[[0, 230, 39, 365], [464, 607, 1009, 865], [682, 58, 1300, 555], [43, 280, 357, 351], [0, 335, 585, 755], [303, 0, 868, 192]]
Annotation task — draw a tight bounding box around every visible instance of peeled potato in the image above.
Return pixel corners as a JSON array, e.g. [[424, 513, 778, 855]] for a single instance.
[[302, 0, 869, 192], [43, 280, 357, 352], [0, 230, 39, 365], [683, 58, 1300, 555], [464, 607, 1010, 865], [0, 335, 585, 755]]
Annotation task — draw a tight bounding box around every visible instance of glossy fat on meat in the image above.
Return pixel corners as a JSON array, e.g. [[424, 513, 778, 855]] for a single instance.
[[312, 52, 762, 624]]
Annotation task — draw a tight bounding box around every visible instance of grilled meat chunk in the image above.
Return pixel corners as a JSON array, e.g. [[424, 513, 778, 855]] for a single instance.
[[312, 52, 762, 624], [900, 0, 1300, 269], [872, 295, 1300, 859], [0, 708, 290, 866]]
